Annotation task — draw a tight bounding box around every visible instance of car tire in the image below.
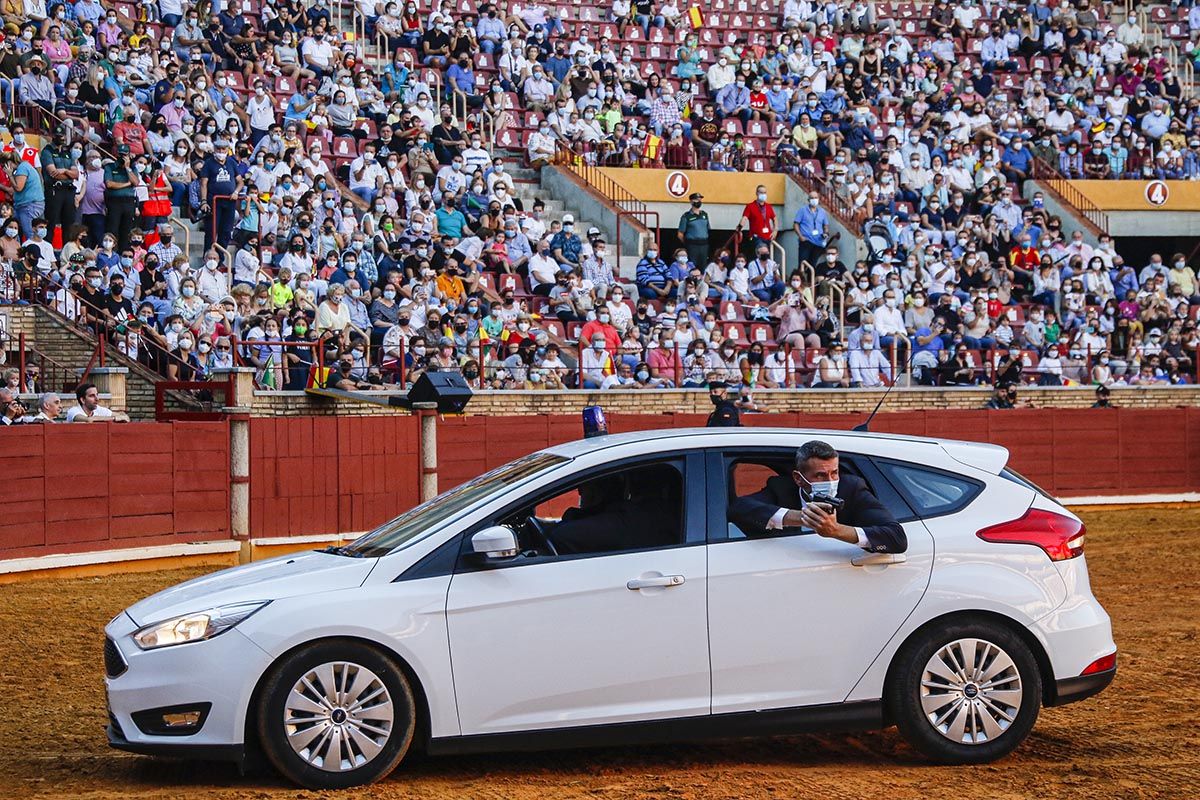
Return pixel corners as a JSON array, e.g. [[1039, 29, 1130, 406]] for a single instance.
[[887, 618, 1041, 764], [256, 639, 416, 789]]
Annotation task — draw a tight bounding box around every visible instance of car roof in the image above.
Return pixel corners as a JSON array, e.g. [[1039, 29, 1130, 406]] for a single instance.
[[544, 428, 1009, 474]]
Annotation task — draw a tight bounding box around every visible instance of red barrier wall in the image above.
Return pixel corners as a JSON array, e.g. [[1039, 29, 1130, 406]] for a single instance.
[[440, 408, 1200, 498], [0, 422, 230, 559], [249, 416, 421, 538], [3, 409, 1196, 562]]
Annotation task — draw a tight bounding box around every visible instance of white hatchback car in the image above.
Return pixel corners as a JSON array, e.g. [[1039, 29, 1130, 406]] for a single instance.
[[105, 429, 1116, 789]]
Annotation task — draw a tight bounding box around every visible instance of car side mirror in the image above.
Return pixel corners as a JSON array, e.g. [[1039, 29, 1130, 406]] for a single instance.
[[470, 525, 519, 564]]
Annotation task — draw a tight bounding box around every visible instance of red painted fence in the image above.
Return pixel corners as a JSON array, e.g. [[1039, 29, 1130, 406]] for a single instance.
[[3, 409, 1198, 561], [439, 408, 1200, 499], [0, 422, 230, 559], [248, 416, 421, 538]]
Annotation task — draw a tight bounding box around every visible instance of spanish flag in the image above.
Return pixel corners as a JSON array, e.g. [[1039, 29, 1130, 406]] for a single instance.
[[642, 133, 664, 161], [687, 6, 705, 28], [306, 364, 331, 389]]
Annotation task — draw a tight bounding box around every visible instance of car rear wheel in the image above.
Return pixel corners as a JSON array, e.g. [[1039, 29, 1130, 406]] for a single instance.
[[888, 619, 1041, 764], [257, 640, 416, 789]]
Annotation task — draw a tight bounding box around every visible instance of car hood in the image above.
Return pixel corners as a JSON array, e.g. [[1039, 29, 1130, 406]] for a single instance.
[[124, 551, 377, 626]]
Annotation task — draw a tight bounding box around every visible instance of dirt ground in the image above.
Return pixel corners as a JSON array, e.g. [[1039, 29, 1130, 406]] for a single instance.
[[2, 506, 1197, 800]]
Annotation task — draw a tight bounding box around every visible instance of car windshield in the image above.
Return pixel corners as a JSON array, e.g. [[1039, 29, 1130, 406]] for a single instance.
[[341, 452, 571, 558]]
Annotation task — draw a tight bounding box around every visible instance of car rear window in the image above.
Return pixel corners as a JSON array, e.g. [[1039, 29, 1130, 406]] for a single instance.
[[872, 459, 983, 519]]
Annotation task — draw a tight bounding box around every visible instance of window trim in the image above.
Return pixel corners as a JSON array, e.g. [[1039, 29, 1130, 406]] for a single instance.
[[706, 446, 919, 542], [451, 451, 707, 574], [868, 456, 984, 521]]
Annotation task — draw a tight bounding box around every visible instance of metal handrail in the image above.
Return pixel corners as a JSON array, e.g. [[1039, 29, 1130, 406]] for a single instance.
[[1030, 156, 1110, 235], [167, 216, 193, 263], [233, 337, 326, 390], [798, 258, 816, 288], [786, 172, 868, 235], [770, 239, 788, 282]]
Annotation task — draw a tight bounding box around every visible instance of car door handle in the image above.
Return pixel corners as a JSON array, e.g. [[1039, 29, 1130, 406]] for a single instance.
[[627, 575, 685, 590], [851, 553, 908, 567]]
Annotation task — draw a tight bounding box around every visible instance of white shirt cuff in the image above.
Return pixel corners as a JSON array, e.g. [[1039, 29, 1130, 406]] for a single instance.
[[767, 507, 788, 530], [854, 527, 870, 550]]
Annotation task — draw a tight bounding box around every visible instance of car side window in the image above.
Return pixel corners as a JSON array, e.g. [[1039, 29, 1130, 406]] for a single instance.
[[496, 460, 687, 559], [719, 450, 911, 539], [871, 458, 982, 519]]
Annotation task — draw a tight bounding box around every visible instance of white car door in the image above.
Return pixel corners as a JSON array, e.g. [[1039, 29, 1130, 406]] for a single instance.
[[446, 454, 710, 735], [706, 448, 942, 713]]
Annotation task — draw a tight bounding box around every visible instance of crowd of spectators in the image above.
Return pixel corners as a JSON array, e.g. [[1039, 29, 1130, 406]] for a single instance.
[[0, 0, 1197, 403]]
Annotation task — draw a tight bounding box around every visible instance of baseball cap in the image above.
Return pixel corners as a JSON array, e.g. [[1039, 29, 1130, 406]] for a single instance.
[[562, 213, 574, 223]]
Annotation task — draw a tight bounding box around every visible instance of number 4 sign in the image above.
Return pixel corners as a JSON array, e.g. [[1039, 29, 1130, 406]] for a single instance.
[[666, 171, 690, 199], [1145, 180, 1169, 207]]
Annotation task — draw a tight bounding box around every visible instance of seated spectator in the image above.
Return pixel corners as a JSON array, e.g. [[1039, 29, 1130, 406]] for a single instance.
[[66, 382, 128, 422]]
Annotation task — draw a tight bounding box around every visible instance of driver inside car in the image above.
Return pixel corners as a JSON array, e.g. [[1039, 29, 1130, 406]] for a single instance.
[[547, 470, 679, 555]]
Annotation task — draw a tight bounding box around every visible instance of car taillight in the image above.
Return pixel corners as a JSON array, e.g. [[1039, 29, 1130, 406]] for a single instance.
[[976, 508, 1086, 561], [1080, 652, 1117, 675]]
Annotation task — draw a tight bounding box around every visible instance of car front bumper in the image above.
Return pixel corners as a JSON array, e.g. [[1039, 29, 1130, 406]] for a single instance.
[[104, 611, 273, 760]]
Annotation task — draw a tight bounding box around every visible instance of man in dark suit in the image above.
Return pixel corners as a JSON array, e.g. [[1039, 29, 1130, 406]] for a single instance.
[[729, 440, 907, 554]]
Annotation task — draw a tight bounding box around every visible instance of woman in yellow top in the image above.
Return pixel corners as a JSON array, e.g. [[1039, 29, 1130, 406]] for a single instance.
[[790, 112, 819, 159]]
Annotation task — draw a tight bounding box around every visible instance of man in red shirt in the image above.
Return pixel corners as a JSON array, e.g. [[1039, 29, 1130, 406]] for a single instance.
[[738, 184, 777, 253], [1008, 236, 1041, 273]]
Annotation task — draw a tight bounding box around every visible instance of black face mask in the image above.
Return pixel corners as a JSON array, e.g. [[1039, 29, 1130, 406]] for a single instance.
[[464, 369, 479, 379], [747, 352, 763, 364]]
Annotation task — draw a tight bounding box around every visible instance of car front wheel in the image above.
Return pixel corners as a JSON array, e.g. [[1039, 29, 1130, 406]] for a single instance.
[[256, 640, 416, 789], [888, 619, 1042, 764]]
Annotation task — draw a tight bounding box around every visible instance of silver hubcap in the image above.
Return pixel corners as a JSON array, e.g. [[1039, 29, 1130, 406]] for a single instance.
[[283, 661, 394, 772], [920, 638, 1022, 745]]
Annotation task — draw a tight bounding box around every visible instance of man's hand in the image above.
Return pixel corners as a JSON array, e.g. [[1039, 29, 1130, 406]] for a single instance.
[[784, 503, 858, 544]]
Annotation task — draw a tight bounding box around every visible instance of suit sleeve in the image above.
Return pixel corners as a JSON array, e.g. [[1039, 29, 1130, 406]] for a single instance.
[[727, 488, 784, 536], [842, 480, 907, 554]]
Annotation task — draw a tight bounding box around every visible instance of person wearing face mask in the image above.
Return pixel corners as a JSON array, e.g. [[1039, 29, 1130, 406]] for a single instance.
[[738, 184, 777, 253], [39, 126, 80, 243], [198, 142, 243, 250], [729, 440, 906, 552], [9, 142, 46, 241], [676, 192, 711, 269]]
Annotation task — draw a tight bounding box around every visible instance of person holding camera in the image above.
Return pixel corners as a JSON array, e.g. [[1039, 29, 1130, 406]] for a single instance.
[[729, 440, 907, 554]]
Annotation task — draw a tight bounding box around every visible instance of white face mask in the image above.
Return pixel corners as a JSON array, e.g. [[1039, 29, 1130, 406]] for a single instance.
[[804, 476, 838, 499]]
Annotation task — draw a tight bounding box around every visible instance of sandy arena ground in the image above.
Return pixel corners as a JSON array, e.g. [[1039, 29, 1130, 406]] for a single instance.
[[2, 507, 1197, 799]]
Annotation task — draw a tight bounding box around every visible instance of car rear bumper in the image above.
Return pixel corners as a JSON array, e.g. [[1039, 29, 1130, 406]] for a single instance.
[[1047, 666, 1116, 707]]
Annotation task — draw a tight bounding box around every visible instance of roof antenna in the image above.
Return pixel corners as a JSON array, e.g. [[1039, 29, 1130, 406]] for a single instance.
[[854, 345, 917, 432]]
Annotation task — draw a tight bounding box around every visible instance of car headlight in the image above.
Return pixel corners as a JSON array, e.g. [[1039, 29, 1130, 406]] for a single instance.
[[132, 601, 270, 650]]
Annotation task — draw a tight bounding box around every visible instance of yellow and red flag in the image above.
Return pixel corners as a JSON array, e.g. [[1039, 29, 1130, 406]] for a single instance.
[[687, 6, 705, 28]]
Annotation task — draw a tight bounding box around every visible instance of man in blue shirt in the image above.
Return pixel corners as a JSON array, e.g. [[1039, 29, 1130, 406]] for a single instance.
[[1000, 136, 1033, 188], [635, 245, 674, 300], [912, 319, 946, 385], [792, 192, 830, 268], [447, 56, 477, 97], [715, 79, 751, 121], [435, 193, 469, 239], [550, 215, 582, 270], [476, 5, 505, 54], [285, 85, 316, 123], [199, 141, 243, 250]]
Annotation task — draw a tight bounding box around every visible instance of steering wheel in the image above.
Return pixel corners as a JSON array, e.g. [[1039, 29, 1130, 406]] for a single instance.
[[525, 515, 558, 557]]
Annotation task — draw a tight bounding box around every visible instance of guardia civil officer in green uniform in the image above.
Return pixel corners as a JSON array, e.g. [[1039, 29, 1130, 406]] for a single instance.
[[677, 192, 711, 269], [706, 380, 741, 427], [40, 126, 79, 245]]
